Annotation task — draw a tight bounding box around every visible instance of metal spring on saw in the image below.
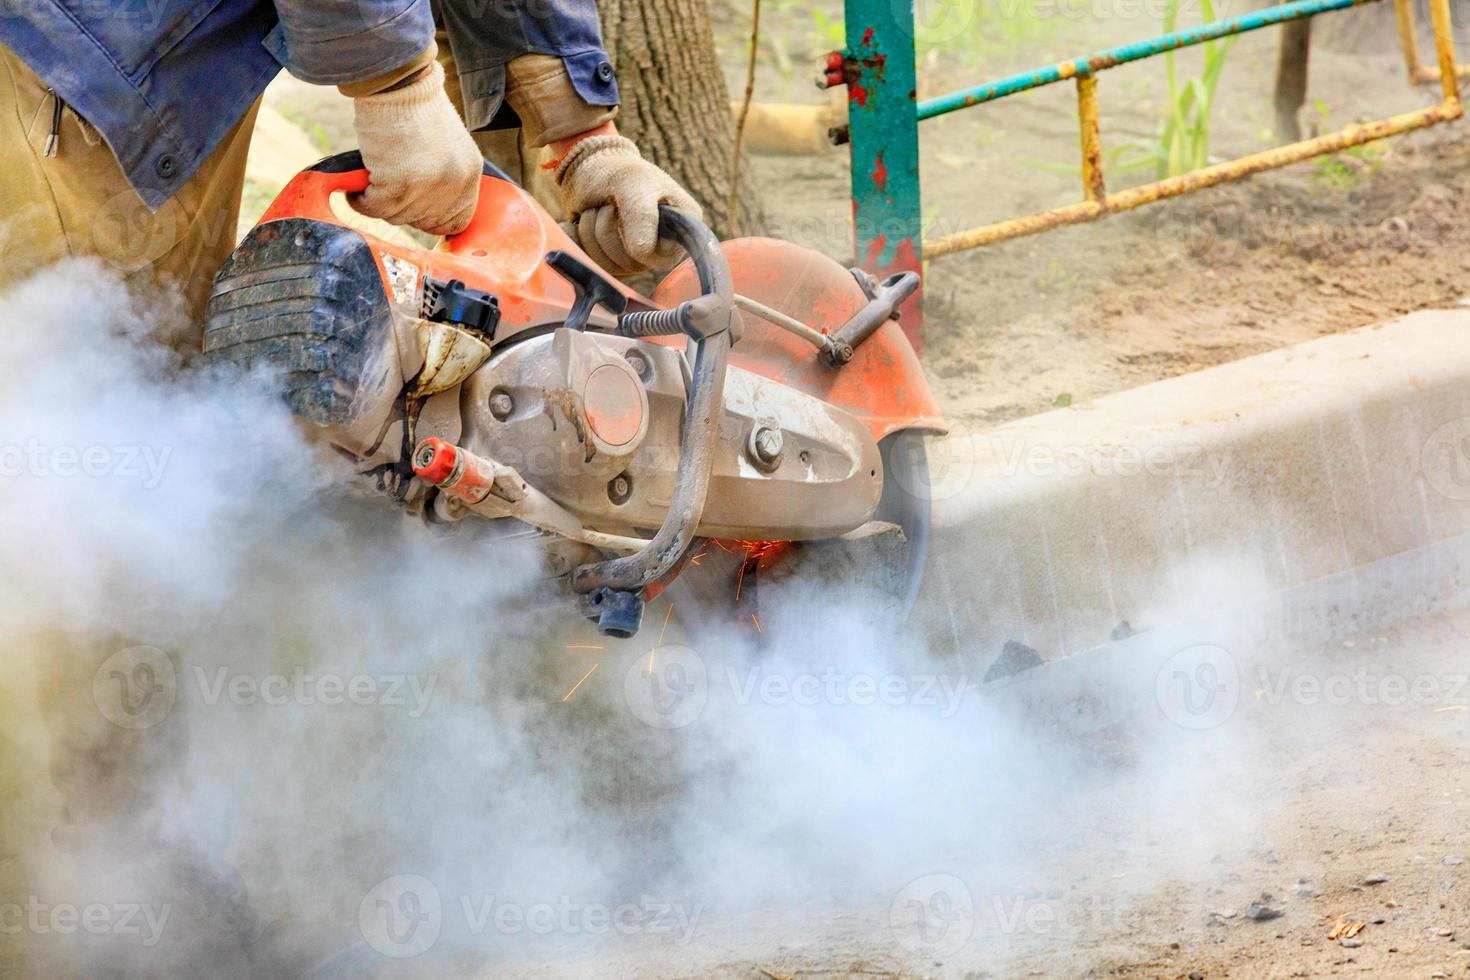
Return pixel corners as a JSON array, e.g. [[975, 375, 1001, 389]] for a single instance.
[[618, 306, 687, 338]]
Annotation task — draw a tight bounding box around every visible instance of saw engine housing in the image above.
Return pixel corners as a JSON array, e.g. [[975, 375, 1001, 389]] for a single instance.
[[202, 151, 944, 635]]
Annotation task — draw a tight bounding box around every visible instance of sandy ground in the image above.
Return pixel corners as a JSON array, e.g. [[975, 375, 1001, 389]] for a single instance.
[[481, 608, 1470, 980]]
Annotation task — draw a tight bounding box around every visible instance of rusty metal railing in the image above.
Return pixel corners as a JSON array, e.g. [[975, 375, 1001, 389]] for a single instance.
[[827, 0, 1463, 344], [921, 0, 1462, 258], [1398, 0, 1470, 84]]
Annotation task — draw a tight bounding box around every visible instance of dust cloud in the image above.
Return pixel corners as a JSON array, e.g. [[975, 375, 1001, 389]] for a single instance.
[[0, 262, 1296, 979]]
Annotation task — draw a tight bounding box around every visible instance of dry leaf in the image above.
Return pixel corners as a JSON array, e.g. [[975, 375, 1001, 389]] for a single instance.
[[1328, 919, 1367, 940]]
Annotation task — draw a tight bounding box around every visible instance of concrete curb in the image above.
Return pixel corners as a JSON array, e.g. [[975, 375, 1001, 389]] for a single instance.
[[917, 308, 1470, 667]]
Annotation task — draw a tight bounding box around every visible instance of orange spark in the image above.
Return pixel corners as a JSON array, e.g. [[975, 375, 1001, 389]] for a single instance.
[[559, 662, 599, 702]]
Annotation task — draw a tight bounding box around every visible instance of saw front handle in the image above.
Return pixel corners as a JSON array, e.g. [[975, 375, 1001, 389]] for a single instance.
[[258, 150, 522, 258], [571, 205, 738, 637]]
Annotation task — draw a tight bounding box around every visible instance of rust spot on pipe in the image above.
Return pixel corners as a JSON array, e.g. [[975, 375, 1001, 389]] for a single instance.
[[1077, 75, 1106, 203], [925, 102, 1463, 258], [871, 152, 888, 193]]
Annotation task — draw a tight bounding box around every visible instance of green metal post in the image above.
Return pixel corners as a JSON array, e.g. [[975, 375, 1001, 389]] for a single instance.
[[842, 0, 924, 349]]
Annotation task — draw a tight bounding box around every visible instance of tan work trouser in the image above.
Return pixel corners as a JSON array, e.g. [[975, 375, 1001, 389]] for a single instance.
[[0, 45, 265, 973], [435, 29, 566, 222], [0, 46, 259, 342]]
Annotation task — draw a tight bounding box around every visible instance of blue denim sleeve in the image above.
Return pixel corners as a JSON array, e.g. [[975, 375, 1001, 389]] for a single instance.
[[435, 0, 619, 131], [266, 0, 437, 85]]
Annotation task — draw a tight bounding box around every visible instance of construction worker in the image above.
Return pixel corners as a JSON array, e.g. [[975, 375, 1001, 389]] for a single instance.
[[0, 2, 700, 975], [0, 0, 700, 337]]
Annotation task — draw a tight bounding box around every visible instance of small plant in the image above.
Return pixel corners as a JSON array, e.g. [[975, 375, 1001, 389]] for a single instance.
[[1113, 0, 1236, 179], [1308, 102, 1388, 190], [1156, 0, 1235, 177], [1315, 141, 1388, 190], [1020, 0, 1235, 185]]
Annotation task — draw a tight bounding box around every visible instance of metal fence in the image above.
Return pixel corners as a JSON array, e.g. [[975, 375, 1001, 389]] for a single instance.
[[824, 0, 1464, 343]]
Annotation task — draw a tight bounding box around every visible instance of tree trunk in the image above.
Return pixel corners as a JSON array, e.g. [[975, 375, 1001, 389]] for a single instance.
[[599, 0, 765, 238], [1273, 21, 1311, 143]]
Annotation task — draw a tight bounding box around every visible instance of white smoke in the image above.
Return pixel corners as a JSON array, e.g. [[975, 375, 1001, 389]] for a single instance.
[[0, 262, 1306, 980]]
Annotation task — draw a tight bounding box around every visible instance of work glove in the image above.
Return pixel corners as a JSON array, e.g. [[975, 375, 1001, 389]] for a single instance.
[[351, 62, 482, 237], [554, 135, 703, 277]]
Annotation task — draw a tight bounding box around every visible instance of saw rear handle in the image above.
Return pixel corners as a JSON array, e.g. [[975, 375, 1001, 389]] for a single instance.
[[563, 205, 737, 638]]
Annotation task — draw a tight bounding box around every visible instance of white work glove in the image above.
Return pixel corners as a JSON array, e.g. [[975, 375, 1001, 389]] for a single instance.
[[554, 134, 703, 277], [351, 62, 482, 236]]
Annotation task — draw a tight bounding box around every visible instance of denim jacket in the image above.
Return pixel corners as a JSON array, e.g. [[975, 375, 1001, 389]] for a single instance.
[[0, 0, 618, 209]]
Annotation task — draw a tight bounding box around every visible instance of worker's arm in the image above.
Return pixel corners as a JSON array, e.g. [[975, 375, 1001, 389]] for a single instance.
[[270, 1, 482, 236], [434, 0, 703, 274]]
